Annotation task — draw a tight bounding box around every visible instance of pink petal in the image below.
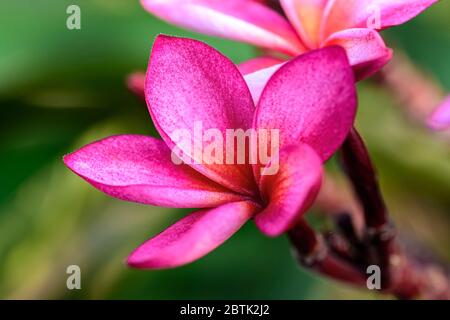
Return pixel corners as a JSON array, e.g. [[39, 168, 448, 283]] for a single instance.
[[141, 0, 305, 56], [238, 56, 285, 75], [64, 135, 244, 208], [255, 144, 323, 236], [427, 95, 450, 131], [127, 201, 259, 269], [126, 72, 146, 100], [280, 0, 328, 48], [146, 35, 259, 196], [244, 62, 285, 104], [321, 0, 438, 39], [323, 28, 393, 80], [254, 46, 357, 161]]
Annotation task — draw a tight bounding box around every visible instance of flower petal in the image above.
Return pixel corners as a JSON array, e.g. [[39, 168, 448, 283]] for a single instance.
[[323, 28, 392, 80], [321, 0, 438, 39], [146, 35, 258, 196], [427, 95, 450, 131], [255, 144, 323, 236], [127, 201, 258, 269], [64, 135, 244, 208], [280, 0, 328, 48], [141, 0, 305, 55], [254, 46, 357, 161], [238, 56, 285, 75], [244, 62, 285, 104]]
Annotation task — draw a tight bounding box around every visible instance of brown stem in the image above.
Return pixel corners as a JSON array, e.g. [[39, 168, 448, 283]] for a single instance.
[[340, 127, 395, 289], [289, 127, 450, 299], [325, 232, 354, 262], [339, 127, 449, 298], [289, 217, 450, 298], [288, 219, 367, 286], [315, 174, 366, 238], [340, 128, 388, 229]]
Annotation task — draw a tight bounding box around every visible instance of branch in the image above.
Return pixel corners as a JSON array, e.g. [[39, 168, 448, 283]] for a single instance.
[[340, 128, 395, 288], [288, 219, 367, 286], [289, 128, 450, 299]]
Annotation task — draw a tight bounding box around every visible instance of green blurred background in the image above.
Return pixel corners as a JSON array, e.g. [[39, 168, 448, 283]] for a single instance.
[[0, 0, 449, 299]]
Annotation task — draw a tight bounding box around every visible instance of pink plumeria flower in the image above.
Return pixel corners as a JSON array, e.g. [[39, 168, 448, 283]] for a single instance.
[[64, 35, 356, 269], [427, 95, 450, 131], [141, 0, 437, 82]]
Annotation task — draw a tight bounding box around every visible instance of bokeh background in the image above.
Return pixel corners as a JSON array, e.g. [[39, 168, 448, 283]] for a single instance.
[[0, 0, 449, 299]]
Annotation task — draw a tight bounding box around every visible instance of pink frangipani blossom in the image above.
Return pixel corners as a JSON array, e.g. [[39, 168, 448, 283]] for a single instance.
[[64, 35, 356, 269], [141, 0, 437, 82]]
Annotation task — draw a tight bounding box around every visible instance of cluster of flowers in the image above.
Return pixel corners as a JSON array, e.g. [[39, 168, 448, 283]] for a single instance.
[[64, 0, 447, 270]]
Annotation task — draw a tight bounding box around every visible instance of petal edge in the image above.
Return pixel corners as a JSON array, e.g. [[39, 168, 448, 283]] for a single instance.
[[255, 144, 323, 236], [64, 135, 244, 208], [127, 201, 258, 269]]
